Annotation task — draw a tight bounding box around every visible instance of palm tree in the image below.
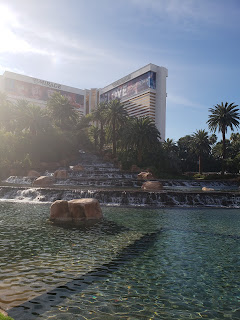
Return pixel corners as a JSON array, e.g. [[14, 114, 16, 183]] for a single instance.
[[47, 92, 79, 130], [91, 102, 108, 153], [163, 138, 178, 153], [15, 100, 50, 136], [192, 129, 211, 174], [105, 99, 128, 158], [89, 125, 100, 151], [207, 102, 240, 174], [124, 117, 161, 164], [0, 92, 15, 131]]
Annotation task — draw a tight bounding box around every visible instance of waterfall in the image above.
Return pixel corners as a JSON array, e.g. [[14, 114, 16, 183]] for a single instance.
[[0, 186, 239, 208], [1, 152, 239, 207]]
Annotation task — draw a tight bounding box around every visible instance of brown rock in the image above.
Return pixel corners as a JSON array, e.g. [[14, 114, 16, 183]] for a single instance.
[[72, 164, 84, 171], [202, 187, 214, 191], [27, 170, 41, 178], [141, 181, 163, 191], [50, 198, 103, 223], [33, 176, 54, 187], [69, 199, 103, 220], [54, 170, 68, 179], [137, 172, 154, 180], [50, 200, 70, 221]]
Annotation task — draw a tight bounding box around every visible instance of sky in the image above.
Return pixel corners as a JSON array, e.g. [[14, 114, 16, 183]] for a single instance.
[[0, 0, 240, 142]]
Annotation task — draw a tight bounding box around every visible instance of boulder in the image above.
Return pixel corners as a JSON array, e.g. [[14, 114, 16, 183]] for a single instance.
[[33, 176, 54, 187], [50, 198, 103, 223], [72, 164, 84, 171], [50, 200, 71, 221], [68, 199, 103, 220], [202, 187, 214, 191], [141, 181, 163, 191], [54, 170, 68, 179], [27, 170, 41, 178], [137, 172, 154, 180]]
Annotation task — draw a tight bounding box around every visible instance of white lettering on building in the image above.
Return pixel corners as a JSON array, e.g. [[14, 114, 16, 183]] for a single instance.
[[33, 78, 61, 89]]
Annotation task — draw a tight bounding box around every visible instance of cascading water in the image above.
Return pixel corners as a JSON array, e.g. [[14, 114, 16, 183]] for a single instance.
[[1, 152, 239, 207], [0, 186, 239, 208]]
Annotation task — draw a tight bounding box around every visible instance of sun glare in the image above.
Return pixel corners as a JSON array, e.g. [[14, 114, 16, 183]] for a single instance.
[[0, 5, 32, 54]]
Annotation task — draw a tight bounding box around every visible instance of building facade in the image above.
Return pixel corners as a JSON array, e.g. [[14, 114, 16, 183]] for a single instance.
[[0, 63, 168, 139], [0, 71, 86, 117], [100, 64, 168, 140]]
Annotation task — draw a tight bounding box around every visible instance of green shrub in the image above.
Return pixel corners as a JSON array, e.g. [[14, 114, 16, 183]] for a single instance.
[[0, 313, 14, 320]]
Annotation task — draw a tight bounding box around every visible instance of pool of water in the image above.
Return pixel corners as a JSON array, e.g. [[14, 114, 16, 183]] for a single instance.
[[0, 202, 240, 319]]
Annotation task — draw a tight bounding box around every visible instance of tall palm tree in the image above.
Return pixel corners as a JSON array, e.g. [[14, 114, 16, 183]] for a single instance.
[[124, 117, 161, 164], [105, 99, 128, 157], [91, 102, 108, 153], [207, 102, 240, 174], [163, 138, 178, 153], [192, 129, 211, 174], [47, 92, 79, 130], [15, 100, 50, 136], [89, 125, 100, 151]]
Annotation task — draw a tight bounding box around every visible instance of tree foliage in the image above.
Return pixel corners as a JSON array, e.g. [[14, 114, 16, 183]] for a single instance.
[[46, 92, 79, 130], [207, 102, 240, 174], [191, 130, 211, 174], [105, 99, 128, 157], [0, 92, 240, 179], [122, 117, 161, 164]]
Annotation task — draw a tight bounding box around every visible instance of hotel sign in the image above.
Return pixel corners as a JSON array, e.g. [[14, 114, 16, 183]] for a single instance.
[[111, 74, 131, 88], [5, 77, 84, 109], [100, 71, 156, 103], [33, 78, 61, 89]]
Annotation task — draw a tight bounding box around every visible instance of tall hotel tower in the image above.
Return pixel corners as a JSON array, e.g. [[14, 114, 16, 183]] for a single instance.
[[100, 64, 168, 141]]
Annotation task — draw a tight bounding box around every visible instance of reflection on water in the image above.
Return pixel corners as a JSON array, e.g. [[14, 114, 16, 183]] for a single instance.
[[0, 202, 142, 310], [0, 203, 240, 319]]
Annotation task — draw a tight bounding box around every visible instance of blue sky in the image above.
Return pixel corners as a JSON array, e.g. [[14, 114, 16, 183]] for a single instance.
[[0, 0, 240, 142]]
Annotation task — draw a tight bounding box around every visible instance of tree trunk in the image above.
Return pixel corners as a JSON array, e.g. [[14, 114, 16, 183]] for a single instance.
[[221, 129, 226, 175], [112, 119, 116, 158], [199, 154, 202, 175], [100, 122, 104, 153], [137, 147, 143, 164]]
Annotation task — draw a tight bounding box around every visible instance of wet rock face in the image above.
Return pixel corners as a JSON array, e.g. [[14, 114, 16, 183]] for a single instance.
[[50, 198, 103, 223], [141, 181, 163, 191], [33, 176, 54, 187], [72, 164, 84, 171], [54, 170, 68, 179], [202, 187, 214, 191], [137, 172, 154, 180], [27, 170, 41, 178]]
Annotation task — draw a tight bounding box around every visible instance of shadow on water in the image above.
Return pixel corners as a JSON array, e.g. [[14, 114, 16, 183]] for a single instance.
[[48, 217, 130, 236], [8, 230, 161, 320]]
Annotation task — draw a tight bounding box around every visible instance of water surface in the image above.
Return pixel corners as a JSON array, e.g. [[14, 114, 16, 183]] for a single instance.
[[0, 202, 239, 319]]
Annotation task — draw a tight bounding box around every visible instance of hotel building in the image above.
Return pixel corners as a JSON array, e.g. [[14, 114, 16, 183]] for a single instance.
[[0, 63, 168, 140], [100, 64, 168, 140]]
